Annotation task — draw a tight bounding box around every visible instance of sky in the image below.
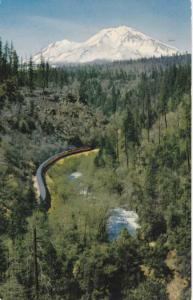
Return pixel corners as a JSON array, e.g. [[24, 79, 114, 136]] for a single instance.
[[0, 0, 191, 57]]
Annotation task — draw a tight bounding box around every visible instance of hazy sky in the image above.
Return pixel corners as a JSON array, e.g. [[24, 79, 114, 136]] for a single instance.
[[0, 0, 191, 57]]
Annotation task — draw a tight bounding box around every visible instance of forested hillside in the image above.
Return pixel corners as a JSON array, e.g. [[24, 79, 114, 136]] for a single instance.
[[0, 39, 191, 299]]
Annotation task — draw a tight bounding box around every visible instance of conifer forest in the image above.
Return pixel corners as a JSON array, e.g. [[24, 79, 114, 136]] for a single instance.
[[0, 39, 191, 300]]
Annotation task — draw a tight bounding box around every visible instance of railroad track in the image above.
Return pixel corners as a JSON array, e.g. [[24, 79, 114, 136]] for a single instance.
[[35, 146, 94, 208]]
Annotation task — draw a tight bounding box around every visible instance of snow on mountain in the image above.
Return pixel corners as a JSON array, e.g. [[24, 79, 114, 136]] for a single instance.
[[33, 26, 179, 65], [33, 39, 79, 64]]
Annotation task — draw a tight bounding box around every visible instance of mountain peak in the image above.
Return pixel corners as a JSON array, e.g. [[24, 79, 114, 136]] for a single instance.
[[33, 25, 179, 65], [100, 25, 140, 34]]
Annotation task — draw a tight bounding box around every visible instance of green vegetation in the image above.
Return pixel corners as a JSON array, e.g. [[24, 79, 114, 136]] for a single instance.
[[46, 150, 123, 244], [0, 38, 191, 299]]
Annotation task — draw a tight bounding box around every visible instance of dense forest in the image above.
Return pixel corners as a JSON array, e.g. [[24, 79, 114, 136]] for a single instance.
[[0, 39, 191, 299]]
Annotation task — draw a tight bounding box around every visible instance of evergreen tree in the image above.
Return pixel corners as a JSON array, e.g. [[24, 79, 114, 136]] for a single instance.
[[123, 108, 139, 165], [12, 50, 19, 76], [39, 54, 46, 93], [45, 62, 49, 88], [28, 56, 34, 93]]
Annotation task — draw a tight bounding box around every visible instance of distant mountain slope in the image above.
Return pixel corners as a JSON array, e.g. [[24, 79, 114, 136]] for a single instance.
[[33, 26, 179, 65]]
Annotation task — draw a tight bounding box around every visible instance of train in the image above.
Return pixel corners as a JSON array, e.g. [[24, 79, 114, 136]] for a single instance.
[[35, 146, 94, 209]]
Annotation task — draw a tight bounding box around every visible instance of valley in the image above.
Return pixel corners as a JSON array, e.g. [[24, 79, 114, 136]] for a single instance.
[[0, 36, 190, 299]]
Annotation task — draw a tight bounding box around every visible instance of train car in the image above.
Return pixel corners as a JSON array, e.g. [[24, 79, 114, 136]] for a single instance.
[[35, 146, 94, 208]]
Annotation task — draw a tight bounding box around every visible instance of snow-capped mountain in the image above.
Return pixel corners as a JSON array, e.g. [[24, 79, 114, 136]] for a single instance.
[[33, 26, 179, 65]]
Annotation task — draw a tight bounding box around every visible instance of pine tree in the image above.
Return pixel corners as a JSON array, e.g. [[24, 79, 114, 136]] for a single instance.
[[45, 62, 49, 88], [144, 85, 152, 142], [0, 38, 2, 61], [123, 108, 139, 165], [28, 56, 34, 93], [39, 54, 46, 94], [111, 85, 117, 113], [12, 50, 19, 76]]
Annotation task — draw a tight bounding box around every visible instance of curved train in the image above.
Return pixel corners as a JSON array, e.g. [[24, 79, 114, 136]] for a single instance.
[[35, 146, 94, 209]]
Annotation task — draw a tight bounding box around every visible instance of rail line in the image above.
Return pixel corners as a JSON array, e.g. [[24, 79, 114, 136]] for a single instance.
[[35, 146, 94, 208]]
